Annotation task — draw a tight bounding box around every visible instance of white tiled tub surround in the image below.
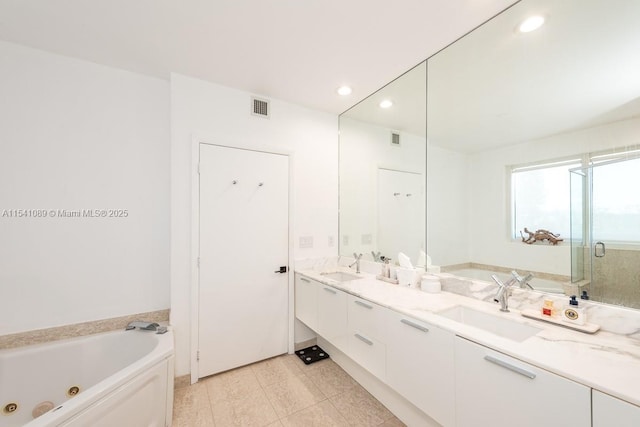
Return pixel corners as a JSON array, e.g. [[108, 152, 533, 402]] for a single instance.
[[297, 259, 640, 408], [0, 309, 170, 350]]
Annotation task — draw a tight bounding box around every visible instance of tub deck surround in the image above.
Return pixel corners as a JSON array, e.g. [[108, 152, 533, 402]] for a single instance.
[[0, 309, 170, 350], [296, 267, 640, 408], [0, 328, 174, 427]]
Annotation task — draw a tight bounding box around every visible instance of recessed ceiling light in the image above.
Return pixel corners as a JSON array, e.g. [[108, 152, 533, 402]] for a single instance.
[[337, 86, 352, 96], [379, 100, 393, 109], [518, 15, 545, 33]]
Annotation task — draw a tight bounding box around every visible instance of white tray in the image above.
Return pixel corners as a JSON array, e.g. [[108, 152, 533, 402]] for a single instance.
[[521, 309, 600, 334]]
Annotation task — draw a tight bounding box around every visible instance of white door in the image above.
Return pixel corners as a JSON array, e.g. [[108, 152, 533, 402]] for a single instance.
[[377, 168, 424, 264], [198, 144, 289, 378]]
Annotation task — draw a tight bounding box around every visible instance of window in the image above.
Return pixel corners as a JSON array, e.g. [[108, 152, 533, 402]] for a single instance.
[[591, 156, 640, 242], [510, 146, 640, 244], [511, 159, 581, 240]]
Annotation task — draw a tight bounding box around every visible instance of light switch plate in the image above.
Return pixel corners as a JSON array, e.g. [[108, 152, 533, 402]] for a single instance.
[[299, 236, 314, 249]]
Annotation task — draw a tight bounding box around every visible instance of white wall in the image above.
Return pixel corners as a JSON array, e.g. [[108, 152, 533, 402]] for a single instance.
[[171, 74, 338, 376], [468, 117, 640, 275], [427, 142, 470, 267], [0, 42, 171, 335], [339, 117, 426, 264]]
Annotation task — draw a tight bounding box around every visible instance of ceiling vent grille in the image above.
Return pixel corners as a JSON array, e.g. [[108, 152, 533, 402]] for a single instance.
[[251, 97, 270, 118], [391, 132, 401, 146]]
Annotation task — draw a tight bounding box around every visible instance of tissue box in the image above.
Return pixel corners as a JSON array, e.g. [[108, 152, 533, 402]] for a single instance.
[[396, 267, 421, 288]]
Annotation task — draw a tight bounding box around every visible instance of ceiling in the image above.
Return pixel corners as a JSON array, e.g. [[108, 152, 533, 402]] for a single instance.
[[340, 0, 640, 153], [427, 0, 640, 152], [342, 61, 426, 137], [0, 0, 516, 114]]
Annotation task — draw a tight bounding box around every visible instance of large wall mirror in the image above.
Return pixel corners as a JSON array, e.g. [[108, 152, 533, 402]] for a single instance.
[[339, 0, 640, 310], [339, 62, 426, 266]]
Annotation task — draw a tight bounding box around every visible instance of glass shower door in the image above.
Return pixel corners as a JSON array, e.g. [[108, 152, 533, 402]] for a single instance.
[[589, 157, 640, 307]]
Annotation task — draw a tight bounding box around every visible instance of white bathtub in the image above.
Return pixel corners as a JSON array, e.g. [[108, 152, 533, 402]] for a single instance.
[[0, 328, 174, 427], [446, 268, 565, 294]]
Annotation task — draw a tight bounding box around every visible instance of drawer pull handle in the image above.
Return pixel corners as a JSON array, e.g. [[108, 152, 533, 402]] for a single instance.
[[300, 277, 310, 283], [400, 318, 429, 333], [354, 333, 373, 346], [323, 287, 337, 294], [354, 300, 373, 309], [484, 355, 536, 379]]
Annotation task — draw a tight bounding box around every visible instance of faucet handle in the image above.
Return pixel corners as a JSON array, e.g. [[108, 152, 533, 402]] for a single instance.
[[491, 274, 506, 288], [511, 270, 534, 288]]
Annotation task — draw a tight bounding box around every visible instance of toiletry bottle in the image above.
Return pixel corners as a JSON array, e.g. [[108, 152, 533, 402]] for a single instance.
[[542, 299, 554, 316], [384, 258, 391, 278], [562, 295, 586, 325]]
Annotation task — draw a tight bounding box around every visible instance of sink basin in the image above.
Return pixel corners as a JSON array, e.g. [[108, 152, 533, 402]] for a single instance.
[[438, 306, 542, 342], [321, 272, 361, 282]]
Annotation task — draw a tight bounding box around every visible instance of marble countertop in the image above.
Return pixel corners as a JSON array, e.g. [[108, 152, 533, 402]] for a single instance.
[[296, 266, 640, 407]]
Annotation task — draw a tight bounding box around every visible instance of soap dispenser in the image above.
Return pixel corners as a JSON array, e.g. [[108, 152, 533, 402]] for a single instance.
[[563, 295, 586, 325]]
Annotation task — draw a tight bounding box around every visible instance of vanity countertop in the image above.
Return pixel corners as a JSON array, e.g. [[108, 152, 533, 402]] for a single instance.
[[296, 267, 640, 407]]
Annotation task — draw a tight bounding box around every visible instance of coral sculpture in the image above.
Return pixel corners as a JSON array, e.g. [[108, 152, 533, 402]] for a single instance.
[[520, 227, 564, 245]]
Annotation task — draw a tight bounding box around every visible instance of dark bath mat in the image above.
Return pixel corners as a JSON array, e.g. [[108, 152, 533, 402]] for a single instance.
[[296, 345, 330, 365]]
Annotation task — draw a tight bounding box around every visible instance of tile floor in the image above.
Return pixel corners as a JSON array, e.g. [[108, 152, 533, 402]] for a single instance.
[[173, 353, 406, 426]]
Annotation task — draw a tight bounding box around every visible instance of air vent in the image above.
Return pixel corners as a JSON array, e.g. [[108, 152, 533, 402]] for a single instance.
[[391, 132, 401, 146], [251, 97, 270, 118]]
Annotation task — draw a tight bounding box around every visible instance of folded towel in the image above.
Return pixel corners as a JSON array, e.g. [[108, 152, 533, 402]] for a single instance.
[[398, 252, 413, 269]]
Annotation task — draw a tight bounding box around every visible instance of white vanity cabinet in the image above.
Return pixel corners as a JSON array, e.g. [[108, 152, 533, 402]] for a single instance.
[[455, 337, 590, 427], [317, 285, 348, 351], [592, 390, 640, 426], [347, 295, 387, 380], [385, 311, 455, 427], [294, 274, 318, 331]]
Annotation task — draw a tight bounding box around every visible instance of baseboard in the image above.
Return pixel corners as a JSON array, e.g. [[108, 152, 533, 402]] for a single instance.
[[317, 337, 441, 427]]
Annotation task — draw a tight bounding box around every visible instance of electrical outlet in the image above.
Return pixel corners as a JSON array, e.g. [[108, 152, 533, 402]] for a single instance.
[[361, 234, 372, 244], [299, 236, 314, 249], [343, 235, 349, 246], [328, 236, 335, 247]]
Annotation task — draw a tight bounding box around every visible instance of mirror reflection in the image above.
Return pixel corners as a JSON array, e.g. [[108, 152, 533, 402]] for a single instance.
[[339, 62, 426, 266], [427, 0, 640, 307], [339, 0, 640, 309]]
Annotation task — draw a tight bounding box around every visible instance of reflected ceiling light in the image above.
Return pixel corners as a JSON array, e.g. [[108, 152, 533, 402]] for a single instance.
[[518, 15, 545, 33], [336, 86, 352, 96], [379, 99, 393, 109]]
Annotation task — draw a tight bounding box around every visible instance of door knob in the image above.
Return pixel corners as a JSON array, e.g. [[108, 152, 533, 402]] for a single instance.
[[274, 266, 288, 273]]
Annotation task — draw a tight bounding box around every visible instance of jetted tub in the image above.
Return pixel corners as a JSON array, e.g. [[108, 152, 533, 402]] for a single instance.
[[445, 268, 565, 294], [0, 328, 174, 427]]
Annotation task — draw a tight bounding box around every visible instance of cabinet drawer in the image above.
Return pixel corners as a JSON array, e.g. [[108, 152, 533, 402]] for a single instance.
[[385, 310, 455, 427], [347, 330, 386, 380], [593, 390, 640, 427], [294, 274, 318, 331], [347, 295, 386, 342], [455, 337, 590, 427], [317, 285, 348, 351]]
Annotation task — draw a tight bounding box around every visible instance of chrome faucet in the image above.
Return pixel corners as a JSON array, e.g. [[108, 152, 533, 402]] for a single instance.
[[511, 270, 534, 289], [349, 253, 363, 274], [491, 274, 517, 312], [126, 321, 167, 334]]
